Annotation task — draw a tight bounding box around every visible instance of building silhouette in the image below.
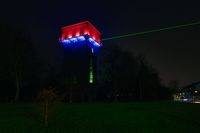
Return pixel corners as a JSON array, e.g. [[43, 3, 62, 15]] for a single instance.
[[59, 21, 102, 102]]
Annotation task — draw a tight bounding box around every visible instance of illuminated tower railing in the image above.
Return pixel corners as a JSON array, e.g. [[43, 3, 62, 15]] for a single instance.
[[59, 21, 102, 101]]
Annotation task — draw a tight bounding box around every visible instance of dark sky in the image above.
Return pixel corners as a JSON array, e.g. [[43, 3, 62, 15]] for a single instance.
[[1, 0, 200, 86]]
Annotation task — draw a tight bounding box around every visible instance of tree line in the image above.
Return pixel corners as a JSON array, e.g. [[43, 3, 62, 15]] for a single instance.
[[96, 44, 171, 101]]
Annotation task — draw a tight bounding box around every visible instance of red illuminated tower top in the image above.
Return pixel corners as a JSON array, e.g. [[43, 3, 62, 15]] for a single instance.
[[60, 21, 101, 44]]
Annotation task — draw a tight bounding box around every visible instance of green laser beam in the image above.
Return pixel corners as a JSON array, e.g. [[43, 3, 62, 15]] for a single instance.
[[101, 21, 200, 41]]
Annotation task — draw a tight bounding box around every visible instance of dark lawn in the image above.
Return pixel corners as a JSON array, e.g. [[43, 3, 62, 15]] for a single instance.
[[0, 102, 200, 133]]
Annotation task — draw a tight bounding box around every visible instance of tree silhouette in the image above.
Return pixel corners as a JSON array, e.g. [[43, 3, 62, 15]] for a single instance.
[[97, 44, 167, 101], [0, 23, 38, 102], [137, 55, 162, 100], [37, 87, 62, 127]]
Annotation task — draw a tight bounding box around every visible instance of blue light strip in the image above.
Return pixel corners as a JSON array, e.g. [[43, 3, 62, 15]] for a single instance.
[[60, 35, 101, 47], [88, 37, 101, 47]]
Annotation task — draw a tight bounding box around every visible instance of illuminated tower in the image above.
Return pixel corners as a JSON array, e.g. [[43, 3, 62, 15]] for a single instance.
[[59, 21, 102, 101]]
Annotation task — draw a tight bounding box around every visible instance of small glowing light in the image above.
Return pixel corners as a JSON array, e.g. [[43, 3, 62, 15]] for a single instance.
[[88, 37, 93, 41], [94, 42, 100, 46], [84, 29, 89, 35], [89, 75, 93, 83], [183, 99, 188, 101], [195, 90, 198, 93], [76, 32, 80, 36], [91, 48, 94, 53], [62, 39, 70, 43], [77, 36, 85, 41], [88, 38, 94, 43], [88, 37, 101, 47], [61, 40, 71, 46], [69, 38, 78, 43]]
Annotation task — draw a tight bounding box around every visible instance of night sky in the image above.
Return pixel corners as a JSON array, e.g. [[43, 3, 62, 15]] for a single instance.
[[1, 0, 200, 87]]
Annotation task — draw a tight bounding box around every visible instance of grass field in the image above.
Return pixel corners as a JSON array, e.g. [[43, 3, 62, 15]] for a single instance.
[[0, 102, 200, 133]]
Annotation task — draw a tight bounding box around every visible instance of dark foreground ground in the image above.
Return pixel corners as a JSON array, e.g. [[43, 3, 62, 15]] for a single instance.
[[0, 102, 200, 133]]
